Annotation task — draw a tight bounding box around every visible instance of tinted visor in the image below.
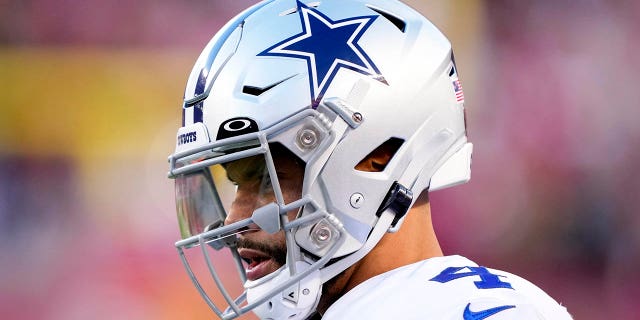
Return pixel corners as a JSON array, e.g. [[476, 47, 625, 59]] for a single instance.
[[175, 152, 277, 240]]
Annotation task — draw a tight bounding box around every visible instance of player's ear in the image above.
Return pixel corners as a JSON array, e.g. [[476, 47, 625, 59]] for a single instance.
[[354, 138, 404, 172]]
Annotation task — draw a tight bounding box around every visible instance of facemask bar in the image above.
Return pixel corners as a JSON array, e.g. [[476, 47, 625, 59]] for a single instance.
[[168, 108, 330, 178], [169, 105, 356, 319], [176, 196, 346, 319]]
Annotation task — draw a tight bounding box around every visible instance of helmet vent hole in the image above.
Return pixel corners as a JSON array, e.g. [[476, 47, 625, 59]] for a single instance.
[[355, 137, 404, 172], [242, 75, 295, 96], [366, 5, 406, 32]]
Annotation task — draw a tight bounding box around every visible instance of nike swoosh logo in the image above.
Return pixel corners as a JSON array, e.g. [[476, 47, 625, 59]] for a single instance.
[[463, 303, 516, 320]]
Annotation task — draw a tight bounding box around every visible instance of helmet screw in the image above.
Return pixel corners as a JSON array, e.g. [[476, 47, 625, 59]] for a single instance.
[[315, 226, 331, 242], [302, 288, 310, 295], [352, 112, 363, 123], [297, 128, 319, 149], [350, 193, 364, 209], [311, 220, 338, 249]]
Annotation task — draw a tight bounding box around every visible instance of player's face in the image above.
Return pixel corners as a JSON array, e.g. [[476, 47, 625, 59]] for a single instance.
[[223, 150, 304, 281]]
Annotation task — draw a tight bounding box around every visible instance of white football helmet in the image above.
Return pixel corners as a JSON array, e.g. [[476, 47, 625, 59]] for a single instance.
[[168, 0, 472, 319]]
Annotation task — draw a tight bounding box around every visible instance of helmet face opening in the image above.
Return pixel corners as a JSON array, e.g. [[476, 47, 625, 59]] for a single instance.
[[175, 150, 282, 241], [174, 141, 305, 264], [172, 133, 345, 319]]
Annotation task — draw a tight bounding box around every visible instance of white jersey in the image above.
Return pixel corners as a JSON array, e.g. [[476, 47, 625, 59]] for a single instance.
[[322, 255, 572, 319]]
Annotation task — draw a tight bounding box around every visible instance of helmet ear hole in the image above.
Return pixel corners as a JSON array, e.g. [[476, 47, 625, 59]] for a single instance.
[[354, 138, 404, 172]]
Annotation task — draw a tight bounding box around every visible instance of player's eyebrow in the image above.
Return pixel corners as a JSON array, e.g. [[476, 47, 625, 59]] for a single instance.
[[224, 156, 266, 185]]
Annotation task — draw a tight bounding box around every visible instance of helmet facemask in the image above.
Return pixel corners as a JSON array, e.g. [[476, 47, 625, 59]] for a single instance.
[[169, 111, 349, 319]]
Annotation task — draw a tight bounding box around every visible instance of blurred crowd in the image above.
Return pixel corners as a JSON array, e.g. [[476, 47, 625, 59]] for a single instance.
[[1, 0, 638, 319]]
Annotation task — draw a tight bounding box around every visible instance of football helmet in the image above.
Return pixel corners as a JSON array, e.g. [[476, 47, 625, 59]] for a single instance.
[[168, 0, 472, 319]]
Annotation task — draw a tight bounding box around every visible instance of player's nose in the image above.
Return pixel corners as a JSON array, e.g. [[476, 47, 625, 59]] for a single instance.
[[224, 187, 257, 226]]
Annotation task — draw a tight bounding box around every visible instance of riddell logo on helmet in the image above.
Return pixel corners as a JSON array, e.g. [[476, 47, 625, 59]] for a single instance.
[[177, 131, 197, 145]]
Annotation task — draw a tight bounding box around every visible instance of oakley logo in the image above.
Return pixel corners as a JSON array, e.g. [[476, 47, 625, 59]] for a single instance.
[[223, 119, 253, 132], [217, 117, 259, 140]]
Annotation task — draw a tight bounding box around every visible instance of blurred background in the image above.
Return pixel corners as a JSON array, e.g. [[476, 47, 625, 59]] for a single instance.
[[1, 0, 638, 319]]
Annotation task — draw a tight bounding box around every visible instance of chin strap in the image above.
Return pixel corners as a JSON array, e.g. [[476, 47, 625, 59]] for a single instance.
[[319, 209, 396, 283]]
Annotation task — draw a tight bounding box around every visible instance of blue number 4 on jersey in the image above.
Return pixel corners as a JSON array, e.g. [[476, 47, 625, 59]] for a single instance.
[[430, 266, 514, 290]]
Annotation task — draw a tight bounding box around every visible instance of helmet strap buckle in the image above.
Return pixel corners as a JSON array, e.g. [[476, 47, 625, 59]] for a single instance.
[[375, 182, 413, 228]]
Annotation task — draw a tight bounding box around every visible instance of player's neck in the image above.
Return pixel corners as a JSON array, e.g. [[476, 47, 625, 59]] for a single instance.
[[345, 194, 442, 289], [317, 193, 441, 315]]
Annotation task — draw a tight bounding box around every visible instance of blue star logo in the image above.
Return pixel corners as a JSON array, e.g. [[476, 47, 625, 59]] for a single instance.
[[258, 1, 386, 107]]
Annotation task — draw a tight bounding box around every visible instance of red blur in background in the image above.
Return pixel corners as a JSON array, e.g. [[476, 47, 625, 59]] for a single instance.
[[1, 1, 638, 319]]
